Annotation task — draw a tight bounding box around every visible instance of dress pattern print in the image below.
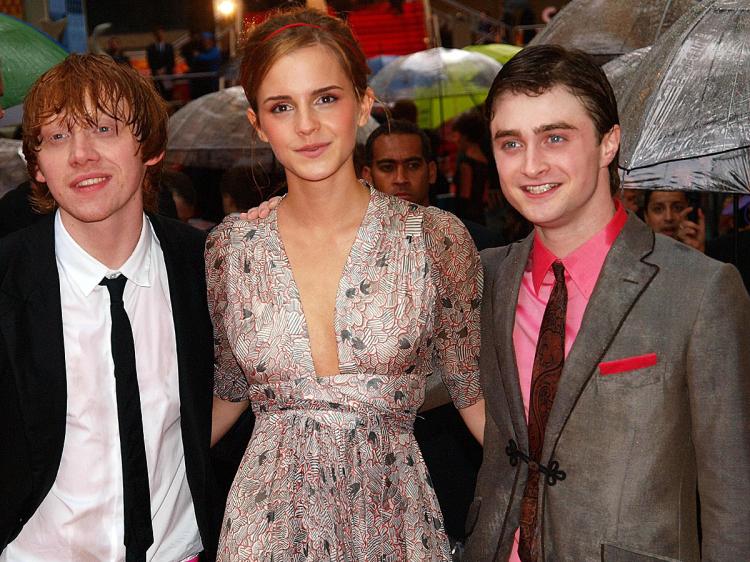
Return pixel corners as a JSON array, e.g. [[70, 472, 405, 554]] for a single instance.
[[206, 188, 483, 561]]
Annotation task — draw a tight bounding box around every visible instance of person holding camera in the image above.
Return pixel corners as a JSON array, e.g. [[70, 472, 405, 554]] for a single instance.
[[643, 189, 706, 252]]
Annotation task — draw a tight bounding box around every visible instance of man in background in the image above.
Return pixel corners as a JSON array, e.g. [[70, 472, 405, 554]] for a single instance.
[[147, 26, 175, 100]]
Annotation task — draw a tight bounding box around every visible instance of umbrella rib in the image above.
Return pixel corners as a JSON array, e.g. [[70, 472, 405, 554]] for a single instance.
[[655, 0, 674, 43], [619, 142, 750, 172], [630, 1, 711, 162]]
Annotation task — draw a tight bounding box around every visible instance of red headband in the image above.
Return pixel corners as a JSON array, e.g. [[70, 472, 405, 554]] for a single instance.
[[263, 22, 323, 41]]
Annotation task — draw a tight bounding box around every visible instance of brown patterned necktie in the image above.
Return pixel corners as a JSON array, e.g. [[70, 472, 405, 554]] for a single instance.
[[519, 261, 567, 562]]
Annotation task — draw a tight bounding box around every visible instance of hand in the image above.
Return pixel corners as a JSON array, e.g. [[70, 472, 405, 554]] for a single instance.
[[239, 196, 282, 221], [677, 207, 706, 253]]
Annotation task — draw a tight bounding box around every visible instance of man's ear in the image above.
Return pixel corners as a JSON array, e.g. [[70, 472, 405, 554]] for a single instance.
[[600, 124, 621, 168], [145, 151, 165, 167], [357, 88, 375, 127], [361, 165, 373, 183], [247, 107, 269, 143], [34, 167, 46, 184], [427, 160, 437, 185]]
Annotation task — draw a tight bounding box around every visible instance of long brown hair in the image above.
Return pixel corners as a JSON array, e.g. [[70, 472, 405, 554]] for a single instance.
[[22, 54, 168, 213], [239, 8, 370, 115]]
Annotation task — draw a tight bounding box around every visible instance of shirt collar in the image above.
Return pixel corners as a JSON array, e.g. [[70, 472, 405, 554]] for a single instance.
[[531, 199, 628, 298], [54, 212, 154, 296]]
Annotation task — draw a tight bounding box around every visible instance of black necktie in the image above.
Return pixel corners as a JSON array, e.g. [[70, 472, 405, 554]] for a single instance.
[[519, 261, 567, 562], [100, 275, 153, 561]]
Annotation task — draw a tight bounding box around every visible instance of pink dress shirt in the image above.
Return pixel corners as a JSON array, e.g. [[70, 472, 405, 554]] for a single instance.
[[508, 200, 627, 562]]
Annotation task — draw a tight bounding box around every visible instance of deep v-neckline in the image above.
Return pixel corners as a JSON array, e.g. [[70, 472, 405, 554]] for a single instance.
[[269, 186, 378, 377]]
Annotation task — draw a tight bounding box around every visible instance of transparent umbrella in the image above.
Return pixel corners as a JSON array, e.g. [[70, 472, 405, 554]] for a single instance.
[[369, 48, 502, 129], [0, 14, 67, 109], [529, 0, 699, 64], [602, 46, 651, 97], [167, 86, 380, 170], [618, 0, 750, 194], [463, 43, 523, 65], [0, 139, 28, 198]]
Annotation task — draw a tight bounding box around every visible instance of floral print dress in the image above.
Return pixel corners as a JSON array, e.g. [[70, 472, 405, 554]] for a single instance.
[[206, 187, 483, 561]]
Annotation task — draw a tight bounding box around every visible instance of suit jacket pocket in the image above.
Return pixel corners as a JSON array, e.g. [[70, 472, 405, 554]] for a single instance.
[[596, 355, 665, 389], [601, 543, 682, 562], [464, 496, 481, 536]]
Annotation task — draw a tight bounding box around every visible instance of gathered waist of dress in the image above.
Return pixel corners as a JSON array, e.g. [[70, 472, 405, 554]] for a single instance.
[[252, 398, 416, 433]]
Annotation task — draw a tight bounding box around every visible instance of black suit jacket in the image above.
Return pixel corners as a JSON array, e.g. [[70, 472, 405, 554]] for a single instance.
[[146, 42, 175, 75], [0, 214, 217, 555]]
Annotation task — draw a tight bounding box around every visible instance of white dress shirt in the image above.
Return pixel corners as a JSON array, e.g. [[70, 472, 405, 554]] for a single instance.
[[3, 212, 202, 562]]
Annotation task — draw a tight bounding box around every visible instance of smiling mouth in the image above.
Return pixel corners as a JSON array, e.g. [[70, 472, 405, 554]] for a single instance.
[[75, 176, 109, 188], [524, 183, 560, 195]]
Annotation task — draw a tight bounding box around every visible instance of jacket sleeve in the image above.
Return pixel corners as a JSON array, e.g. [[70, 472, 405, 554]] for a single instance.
[[687, 262, 750, 560]]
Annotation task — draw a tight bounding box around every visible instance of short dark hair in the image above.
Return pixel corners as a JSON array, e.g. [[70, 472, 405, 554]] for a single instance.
[[364, 120, 433, 165], [452, 109, 487, 146], [485, 44, 621, 194]]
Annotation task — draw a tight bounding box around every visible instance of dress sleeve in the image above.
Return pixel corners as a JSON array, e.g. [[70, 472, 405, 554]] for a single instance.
[[423, 207, 484, 409], [205, 218, 249, 402]]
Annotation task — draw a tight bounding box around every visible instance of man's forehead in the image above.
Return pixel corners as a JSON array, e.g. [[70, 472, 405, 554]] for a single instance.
[[491, 85, 591, 131], [40, 101, 129, 130], [373, 133, 424, 159]]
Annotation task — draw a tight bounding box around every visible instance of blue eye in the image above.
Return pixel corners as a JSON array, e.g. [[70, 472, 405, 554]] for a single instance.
[[549, 134, 565, 143], [45, 131, 70, 144], [502, 140, 520, 150]]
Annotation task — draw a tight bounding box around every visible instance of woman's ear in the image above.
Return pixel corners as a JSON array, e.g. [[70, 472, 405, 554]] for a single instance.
[[247, 107, 269, 143], [357, 87, 375, 127]]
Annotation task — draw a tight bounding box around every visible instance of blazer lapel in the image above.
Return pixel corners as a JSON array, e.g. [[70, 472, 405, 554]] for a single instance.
[[490, 233, 534, 452], [542, 215, 659, 457], [0, 216, 68, 479]]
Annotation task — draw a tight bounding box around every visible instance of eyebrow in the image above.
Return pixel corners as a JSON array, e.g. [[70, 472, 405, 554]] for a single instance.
[[375, 156, 424, 164], [494, 121, 578, 139], [261, 85, 344, 104]]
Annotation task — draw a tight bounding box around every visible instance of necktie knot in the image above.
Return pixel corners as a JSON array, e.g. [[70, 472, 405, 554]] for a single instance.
[[100, 275, 128, 304], [552, 261, 565, 284]]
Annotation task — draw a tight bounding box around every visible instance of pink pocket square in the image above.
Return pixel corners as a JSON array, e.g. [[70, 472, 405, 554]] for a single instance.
[[599, 353, 658, 375]]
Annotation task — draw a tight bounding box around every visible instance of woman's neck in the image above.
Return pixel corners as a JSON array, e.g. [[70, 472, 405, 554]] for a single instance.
[[281, 171, 370, 232]]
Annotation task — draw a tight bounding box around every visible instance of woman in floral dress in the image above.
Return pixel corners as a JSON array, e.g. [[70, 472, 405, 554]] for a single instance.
[[207, 8, 485, 561]]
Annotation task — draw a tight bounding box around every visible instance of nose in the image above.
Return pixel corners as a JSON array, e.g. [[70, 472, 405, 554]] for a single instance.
[[68, 130, 100, 166], [295, 105, 320, 136], [664, 206, 677, 223], [521, 145, 549, 177], [393, 163, 408, 184]]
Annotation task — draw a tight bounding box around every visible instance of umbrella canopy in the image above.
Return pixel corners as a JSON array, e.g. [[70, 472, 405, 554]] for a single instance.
[[0, 139, 28, 198], [529, 0, 699, 64], [167, 86, 379, 170], [463, 44, 523, 65], [0, 14, 68, 109], [618, 0, 750, 194], [369, 48, 502, 129], [602, 46, 651, 97], [167, 86, 273, 170], [367, 55, 399, 76]]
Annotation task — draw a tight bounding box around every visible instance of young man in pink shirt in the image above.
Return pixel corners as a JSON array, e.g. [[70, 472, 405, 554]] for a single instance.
[[463, 45, 750, 562]]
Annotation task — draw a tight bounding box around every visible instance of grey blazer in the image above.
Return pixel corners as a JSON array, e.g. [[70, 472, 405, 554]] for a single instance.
[[464, 214, 750, 562]]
